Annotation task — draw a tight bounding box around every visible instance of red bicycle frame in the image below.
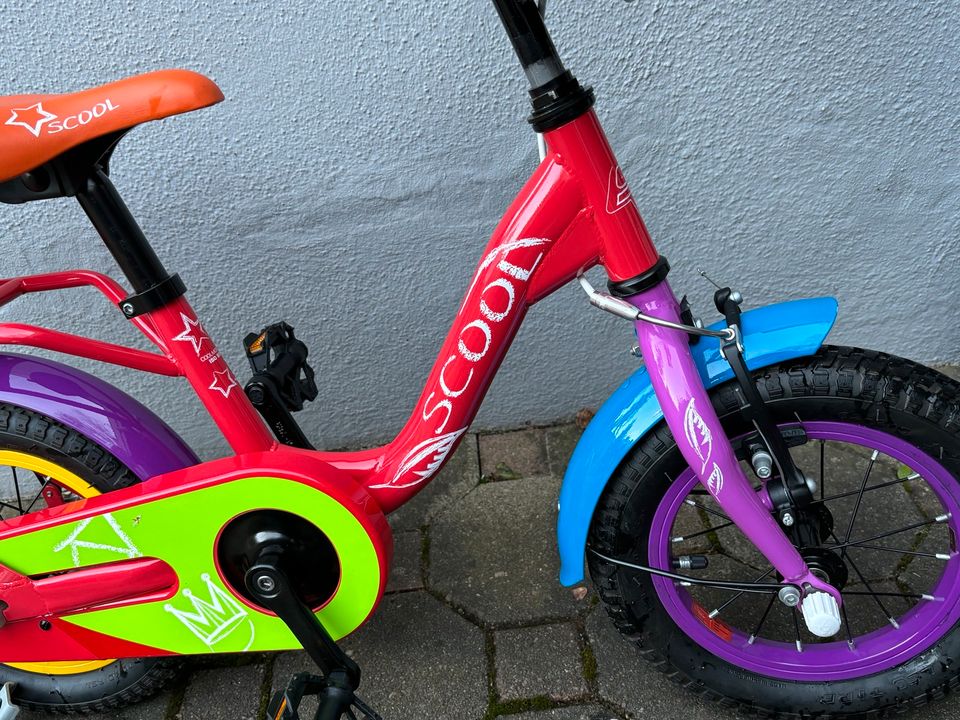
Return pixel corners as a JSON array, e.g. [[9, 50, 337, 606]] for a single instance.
[[0, 109, 659, 510]]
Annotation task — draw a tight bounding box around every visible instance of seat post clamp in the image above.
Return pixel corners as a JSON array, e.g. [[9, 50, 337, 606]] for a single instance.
[[118, 274, 187, 318]]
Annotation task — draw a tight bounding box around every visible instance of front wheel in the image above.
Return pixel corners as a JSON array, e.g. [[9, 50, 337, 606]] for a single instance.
[[588, 346, 960, 718]]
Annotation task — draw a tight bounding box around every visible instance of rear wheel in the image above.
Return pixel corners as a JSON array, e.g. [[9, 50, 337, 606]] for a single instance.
[[588, 347, 960, 718], [0, 403, 180, 713]]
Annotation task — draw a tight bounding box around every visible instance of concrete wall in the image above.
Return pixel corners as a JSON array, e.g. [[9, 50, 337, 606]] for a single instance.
[[1, 1, 958, 458]]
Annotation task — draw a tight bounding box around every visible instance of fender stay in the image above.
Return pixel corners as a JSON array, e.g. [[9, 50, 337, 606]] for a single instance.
[[557, 297, 838, 586]]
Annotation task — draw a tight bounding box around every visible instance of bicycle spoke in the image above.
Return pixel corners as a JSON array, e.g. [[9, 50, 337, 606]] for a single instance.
[[23, 478, 52, 514], [834, 533, 898, 628], [842, 543, 952, 561], [841, 450, 878, 549], [709, 568, 774, 618], [825, 517, 944, 553], [12, 467, 24, 515], [792, 607, 803, 652], [842, 590, 935, 600], [809, 473, 918, 509], [672, 520, 734, 543], [819, 440, 825, 501], [748, 593, 777, 644], [840, 600, 855, 650], [684, 497, 730, 522]]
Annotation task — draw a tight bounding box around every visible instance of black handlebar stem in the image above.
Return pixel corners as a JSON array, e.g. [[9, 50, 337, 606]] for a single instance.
[[492, 0, 595, 133], [492, 0, 565, 89]]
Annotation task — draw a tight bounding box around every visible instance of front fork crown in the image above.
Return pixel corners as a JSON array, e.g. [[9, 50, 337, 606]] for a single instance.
[[626, 283, 842, 610]]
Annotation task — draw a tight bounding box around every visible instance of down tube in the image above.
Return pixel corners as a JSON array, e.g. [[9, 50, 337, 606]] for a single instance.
[[627, 282, 837, 599], [364, 155, 597, 512]]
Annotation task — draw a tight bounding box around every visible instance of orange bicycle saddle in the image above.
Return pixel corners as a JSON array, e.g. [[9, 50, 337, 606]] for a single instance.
[[0, 69, 224, 183]]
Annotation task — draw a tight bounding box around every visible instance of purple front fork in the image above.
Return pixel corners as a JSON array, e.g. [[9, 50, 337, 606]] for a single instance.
[[627, 282, 840, 604]]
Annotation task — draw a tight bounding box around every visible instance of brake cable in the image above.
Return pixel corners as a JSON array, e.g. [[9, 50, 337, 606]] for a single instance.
[[588, 547, 801, 596]]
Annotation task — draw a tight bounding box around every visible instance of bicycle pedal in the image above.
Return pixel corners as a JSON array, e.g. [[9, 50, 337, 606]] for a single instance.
[[266, 672, 383, 720], [242, 321, 318, 449], [0, 683, 20, 720], [266, 673, 318, 720]]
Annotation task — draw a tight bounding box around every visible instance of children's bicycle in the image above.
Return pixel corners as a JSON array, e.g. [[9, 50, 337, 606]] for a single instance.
[[1, 2, 958, 718]]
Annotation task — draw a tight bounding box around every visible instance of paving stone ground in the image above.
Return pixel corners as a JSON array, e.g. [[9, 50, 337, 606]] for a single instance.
[[16, 404, 960, 719]]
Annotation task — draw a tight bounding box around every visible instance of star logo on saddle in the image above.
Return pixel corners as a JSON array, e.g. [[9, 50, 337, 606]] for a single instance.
[[5, 102, 57, 138], [209, 368, 238, 398], [172, 312, 210, 355], [164, 573, 254, 650]]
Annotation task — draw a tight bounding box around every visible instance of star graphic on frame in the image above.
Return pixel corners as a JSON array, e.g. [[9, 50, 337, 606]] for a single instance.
[[172, 313, 210, 355], [5, 103, 57, 137], [209, 369, 238, 398]]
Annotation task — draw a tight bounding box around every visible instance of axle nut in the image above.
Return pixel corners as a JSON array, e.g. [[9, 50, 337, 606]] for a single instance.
[[778, 586, 801, 607]]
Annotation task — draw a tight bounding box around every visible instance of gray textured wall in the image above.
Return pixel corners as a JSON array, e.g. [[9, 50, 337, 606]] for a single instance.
[[1, 1, 958, 459]]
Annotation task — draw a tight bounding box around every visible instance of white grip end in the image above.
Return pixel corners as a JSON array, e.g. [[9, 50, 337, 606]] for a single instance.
[[802, 591, 842, 638]]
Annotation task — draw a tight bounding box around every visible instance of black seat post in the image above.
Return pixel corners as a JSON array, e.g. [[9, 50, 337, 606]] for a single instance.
[[75, 167, 172, 295]]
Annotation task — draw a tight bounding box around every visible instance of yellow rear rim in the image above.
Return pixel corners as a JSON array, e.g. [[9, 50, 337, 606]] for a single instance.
[[0, 450, 115, 675]]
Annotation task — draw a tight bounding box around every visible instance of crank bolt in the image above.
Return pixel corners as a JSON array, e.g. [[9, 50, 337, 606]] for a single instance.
[[255, 575, 276, 593], [778, 586, 801, 607], [781, 512, 795, 527], [750, 449, 773, 479]]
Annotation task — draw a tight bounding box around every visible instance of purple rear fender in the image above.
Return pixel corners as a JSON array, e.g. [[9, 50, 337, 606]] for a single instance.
[[0, 352, 200, 480]]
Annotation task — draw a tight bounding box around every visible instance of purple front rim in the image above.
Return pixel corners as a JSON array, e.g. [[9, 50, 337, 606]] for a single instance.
[[650, 421, 960, 682]]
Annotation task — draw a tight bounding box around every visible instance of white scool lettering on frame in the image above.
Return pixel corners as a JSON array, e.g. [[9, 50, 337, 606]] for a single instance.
[[461, 237, 551, 307], [683, 397, 713, 473], [164, 573, 255, 651], [52, 513, 141, 567], [378, 237, 550, 491]]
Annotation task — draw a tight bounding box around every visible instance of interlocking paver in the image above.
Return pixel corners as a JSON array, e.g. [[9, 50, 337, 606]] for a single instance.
[[479, 427, 549, 480], [430, 476, 587, 625], [272, 592, 487, 720], [388, 434, 480, 530], [511, 706, 624, 720], [495, 622, 588, 701], [545, 422, 584, 478], [386, 529, 423, 593], [180, 662, 265, 720]]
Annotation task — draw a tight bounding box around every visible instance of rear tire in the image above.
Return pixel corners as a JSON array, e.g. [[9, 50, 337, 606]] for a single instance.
[[0, 403, 181, 714], [588, 346, 960, 718]]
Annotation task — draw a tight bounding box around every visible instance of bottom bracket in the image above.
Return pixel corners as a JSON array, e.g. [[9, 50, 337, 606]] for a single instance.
[[217, 509, 341, 612]]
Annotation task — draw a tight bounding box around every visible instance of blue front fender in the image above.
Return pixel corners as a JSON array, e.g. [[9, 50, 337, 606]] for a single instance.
[[557, 297, 839, 586]]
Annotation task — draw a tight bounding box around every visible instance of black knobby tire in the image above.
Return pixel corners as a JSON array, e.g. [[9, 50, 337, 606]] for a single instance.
[[587, 346, 960, 718], [0, 403, 181, 714]]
